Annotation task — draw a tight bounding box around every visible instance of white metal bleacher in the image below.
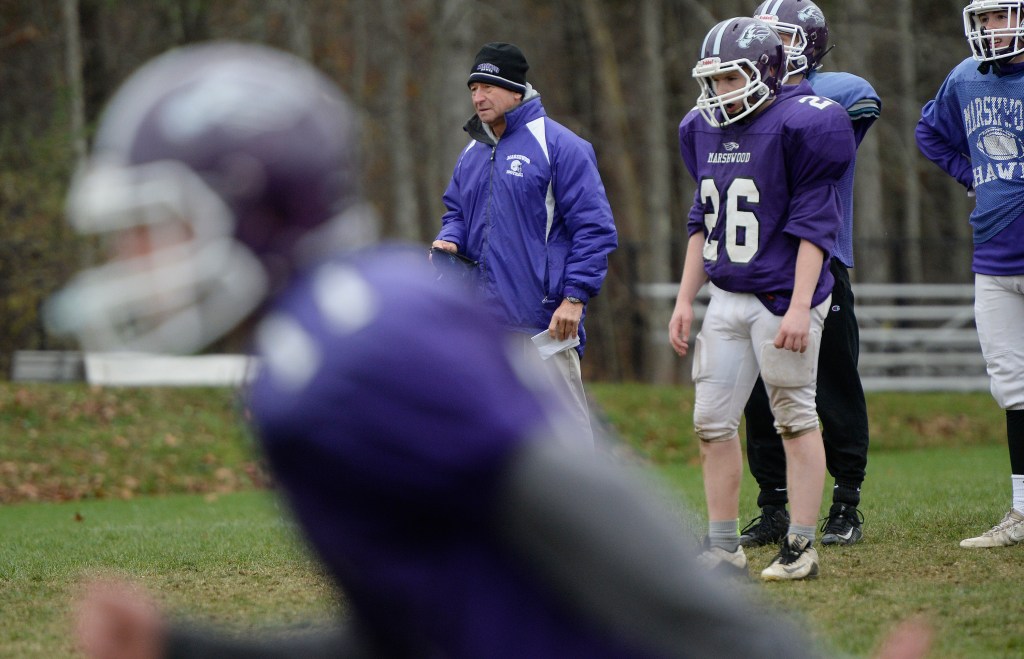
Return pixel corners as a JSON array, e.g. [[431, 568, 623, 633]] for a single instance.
[[638, 282, 987, 392], [11, 284, 988, 391]]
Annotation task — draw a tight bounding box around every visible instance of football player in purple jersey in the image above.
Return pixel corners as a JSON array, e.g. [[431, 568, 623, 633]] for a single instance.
[[738, 0, 881, 550], [917, 1, 1024, 548], [55, 42, 828, 659], [670, 17, 856, 581]]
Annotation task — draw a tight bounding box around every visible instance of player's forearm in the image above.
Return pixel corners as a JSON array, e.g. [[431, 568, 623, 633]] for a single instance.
[[791, 240, 826, 309], [675, 233, 708, 306], [494, 438, 822, 659], [915, 113, 973, 189], [165, 622, 367, 659]]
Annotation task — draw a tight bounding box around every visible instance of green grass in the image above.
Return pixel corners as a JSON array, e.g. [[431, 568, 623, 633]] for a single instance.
[[588, 383, 1007, 464], [0, 384, 260, 502], [0, 491, 338, 658], [651, 445, 1023, 658], [1, 382, 1021, 657]]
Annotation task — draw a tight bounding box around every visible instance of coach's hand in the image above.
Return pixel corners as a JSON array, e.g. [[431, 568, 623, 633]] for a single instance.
[[550, 298, 583, 342], [431, 240, 458, 253]]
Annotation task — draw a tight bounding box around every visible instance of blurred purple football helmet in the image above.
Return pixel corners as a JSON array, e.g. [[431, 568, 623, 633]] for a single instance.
[[47, 42, 369, 354], [753, 0, 829, 76], [693, 17, 785, 128], [964, 0, 1024, 62]]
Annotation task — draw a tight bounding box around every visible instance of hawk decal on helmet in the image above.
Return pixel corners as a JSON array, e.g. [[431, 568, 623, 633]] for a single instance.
[[693, 17, 785, 127], [738, 23, 775, 48], [797, 5, 826, 25], [753, 0, 830, 76]]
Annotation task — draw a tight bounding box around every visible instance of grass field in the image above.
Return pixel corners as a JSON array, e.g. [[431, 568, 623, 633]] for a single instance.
[[2, 382, 1023, 657]]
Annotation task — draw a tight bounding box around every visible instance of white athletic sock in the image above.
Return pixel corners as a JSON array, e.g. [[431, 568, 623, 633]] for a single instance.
[[1012, 474, 1024, 513], [708, 520, 739, 552], [788, 524, 816, 545]]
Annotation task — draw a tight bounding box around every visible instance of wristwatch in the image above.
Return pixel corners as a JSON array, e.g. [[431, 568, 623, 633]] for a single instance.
[[565, 296, 583, 304]]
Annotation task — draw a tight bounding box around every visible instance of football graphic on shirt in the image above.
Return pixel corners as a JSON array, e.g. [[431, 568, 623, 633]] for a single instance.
[[977, 126, 1023, 161]]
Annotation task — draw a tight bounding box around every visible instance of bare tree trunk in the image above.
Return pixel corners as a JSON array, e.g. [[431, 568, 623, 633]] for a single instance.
[[579, 0, 643, 244], [947, 182, 973, 281], [175, 0, 209, 42], [279, 0, 312, 61], [898, 0, 923, 282], [579, 0, 645, 380], [641, 0, 675, 383], [673, 0, 718, 26], [423, 0, 475, 241], [62, 0, 86, 168], [350, 0, 369, 106], [380, 0, 419, 240], [840, 1, 890, 283]]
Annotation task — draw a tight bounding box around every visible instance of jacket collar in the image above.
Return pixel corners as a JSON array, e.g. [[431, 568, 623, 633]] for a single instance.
[[464, 86, 544, 146]]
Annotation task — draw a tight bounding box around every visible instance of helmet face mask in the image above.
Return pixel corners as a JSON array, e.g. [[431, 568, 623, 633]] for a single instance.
[[693, 18, 785, 128], [753, 0, 829, 76], [45, 42, 363, 354], [48, 159, 268, 353], [964, 1, 1024, 62], [694, 58, 774, 128], [757, 17, 809, 76]]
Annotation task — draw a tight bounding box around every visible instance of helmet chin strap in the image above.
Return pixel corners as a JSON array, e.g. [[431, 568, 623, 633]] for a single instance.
[[978, 50, 1017, 75], [815, 43, 836, 69], [976, 25, 1021, 75]]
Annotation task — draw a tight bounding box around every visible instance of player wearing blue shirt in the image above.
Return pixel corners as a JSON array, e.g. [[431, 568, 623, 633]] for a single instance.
[[671, 17, 856, 581], [917, 0, 1024, 548], [740, 0, 881, 551]]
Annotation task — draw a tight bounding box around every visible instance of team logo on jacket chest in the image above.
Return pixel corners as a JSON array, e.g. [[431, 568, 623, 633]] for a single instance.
[[505, 154, 532, 177]]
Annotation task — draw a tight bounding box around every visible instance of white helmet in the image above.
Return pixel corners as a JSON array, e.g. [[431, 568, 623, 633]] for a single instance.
[[964, 0, 1024, 62]]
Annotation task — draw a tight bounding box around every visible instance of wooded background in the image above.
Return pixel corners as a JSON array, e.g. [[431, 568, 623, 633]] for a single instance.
[[0, 1, 979, 382]]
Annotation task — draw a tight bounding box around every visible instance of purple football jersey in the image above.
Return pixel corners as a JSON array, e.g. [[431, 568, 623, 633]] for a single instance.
[[245, 244, 649, 658], [679, 82, 855, 314]]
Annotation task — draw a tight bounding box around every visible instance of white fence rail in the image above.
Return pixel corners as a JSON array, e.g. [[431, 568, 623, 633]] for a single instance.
[[10, 351, 256, 387], [638, 282, 988, 392], [11, 283, 988, 391]]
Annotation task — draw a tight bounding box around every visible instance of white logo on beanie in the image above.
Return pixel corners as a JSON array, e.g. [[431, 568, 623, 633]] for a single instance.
[[476, 63, 500, 74]]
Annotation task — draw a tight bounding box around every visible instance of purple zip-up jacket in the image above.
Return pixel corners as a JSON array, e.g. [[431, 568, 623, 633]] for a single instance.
[[437, 93, 617, 356]]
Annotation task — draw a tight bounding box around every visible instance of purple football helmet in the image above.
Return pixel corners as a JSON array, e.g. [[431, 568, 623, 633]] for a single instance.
[[47, 42, 368, 353], [753, 0, 830, 76], [693, 17, 785, 128], [964, 0, 1024, 62]]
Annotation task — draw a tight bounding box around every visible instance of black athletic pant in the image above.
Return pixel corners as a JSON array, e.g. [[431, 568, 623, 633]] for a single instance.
[[744, 260, 869, 509]]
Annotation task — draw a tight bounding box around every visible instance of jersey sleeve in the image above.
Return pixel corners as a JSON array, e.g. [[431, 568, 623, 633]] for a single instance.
[[678, 109, 709, 238], [784, 100, 856, 253], [678, 109, 703, 182], [437, 142, 478, 249], [808, 71, 881, 147], [549, 130, 618, 303], [916, 68, 974, 190]]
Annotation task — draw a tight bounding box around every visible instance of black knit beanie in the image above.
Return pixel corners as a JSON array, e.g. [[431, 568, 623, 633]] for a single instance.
[[467, 42, 529, 95]]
